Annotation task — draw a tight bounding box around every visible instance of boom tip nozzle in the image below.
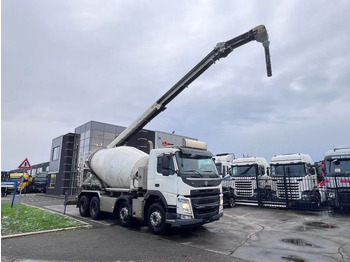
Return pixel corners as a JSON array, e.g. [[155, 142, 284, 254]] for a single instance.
[[263, 40, 272, 77]]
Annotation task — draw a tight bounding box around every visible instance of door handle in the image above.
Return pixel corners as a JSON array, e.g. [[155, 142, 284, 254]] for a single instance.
[[155, 184, 160, 187]]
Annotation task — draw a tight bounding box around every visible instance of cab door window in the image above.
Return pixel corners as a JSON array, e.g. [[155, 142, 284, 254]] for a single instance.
[[157, 155, 175, 176]]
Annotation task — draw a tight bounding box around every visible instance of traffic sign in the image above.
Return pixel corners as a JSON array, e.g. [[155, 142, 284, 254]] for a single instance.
[[18, 158, 32, 169]]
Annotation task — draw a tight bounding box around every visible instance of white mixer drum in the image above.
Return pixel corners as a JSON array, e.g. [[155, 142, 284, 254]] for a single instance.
[[89, 146, 149, 188]]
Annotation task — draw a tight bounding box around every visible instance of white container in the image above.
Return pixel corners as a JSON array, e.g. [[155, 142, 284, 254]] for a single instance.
[[89, 146, 149, 189]]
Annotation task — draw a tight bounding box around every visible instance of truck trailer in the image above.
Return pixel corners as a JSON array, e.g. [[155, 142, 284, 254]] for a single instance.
[[77, 25, 272, 234]]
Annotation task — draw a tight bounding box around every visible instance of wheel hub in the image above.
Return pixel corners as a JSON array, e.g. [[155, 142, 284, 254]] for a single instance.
[[120, 207, 129, 221], [150, 211, 162, 227]]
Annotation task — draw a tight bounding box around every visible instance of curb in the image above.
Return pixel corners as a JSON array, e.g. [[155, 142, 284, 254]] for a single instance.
[[1, 203, 92, 239]]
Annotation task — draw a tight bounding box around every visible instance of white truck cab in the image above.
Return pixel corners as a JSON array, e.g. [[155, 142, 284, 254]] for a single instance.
[[269, 153, 323, 205], [230, 157, 270, 203], [323, 146, 350, 209], [213, 155, 270, 206]]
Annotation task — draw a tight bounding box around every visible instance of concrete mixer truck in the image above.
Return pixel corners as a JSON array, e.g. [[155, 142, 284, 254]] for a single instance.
[[77, 25, 272, 234]]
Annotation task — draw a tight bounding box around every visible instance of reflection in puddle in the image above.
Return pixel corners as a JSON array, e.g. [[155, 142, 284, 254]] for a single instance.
[[305, 221, 335, 229], [282, 238, 319, 248], [281, 255, 306, 262]]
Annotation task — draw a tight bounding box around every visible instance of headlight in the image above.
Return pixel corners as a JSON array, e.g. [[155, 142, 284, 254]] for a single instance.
[[327, 191, 336, 199], [182, 202, 190, 213], [301, 192, 310, 200], [178, 198, 191, 214], [219, 194, 223, 213]]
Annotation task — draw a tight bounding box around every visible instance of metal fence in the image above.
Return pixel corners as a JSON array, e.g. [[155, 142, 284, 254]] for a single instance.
[[222, 174, 350, 211]]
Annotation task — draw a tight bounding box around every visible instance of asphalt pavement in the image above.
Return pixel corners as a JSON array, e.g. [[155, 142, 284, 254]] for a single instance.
[[1, 194, 350, 262]]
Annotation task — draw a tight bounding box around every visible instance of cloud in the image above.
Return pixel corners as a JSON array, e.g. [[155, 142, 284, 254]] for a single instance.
[[2, 0, 350, 170]]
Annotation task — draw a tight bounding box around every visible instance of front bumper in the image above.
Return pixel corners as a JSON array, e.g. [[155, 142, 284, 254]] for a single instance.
[[167, 212, 223, 228]]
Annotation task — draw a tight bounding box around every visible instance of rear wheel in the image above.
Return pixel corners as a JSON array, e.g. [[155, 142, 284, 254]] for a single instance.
[[90, 196, 101, 220], [118, 201, 133, 227], [79, 195, 91, 217], [147, 203, 168, 235]]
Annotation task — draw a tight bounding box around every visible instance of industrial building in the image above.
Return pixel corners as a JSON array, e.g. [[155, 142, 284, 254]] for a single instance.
[[6, 120, 195, 195], [47, 121, 195, 195]]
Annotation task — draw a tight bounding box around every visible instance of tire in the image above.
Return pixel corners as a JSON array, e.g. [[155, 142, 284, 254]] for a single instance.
[[79, 195, 91, 217], [314, 191, 321, 208], [228, 197, 236, 208], [118, 201, 133, 227], [147, 203, 168, 235], [90, 196, 101, 220]]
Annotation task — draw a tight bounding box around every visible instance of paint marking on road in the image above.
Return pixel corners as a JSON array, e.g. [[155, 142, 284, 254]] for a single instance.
[[180, 242, 231, 256]]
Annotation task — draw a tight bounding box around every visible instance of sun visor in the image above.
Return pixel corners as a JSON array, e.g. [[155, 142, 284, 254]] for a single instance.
[[180, 147, 213, 157]]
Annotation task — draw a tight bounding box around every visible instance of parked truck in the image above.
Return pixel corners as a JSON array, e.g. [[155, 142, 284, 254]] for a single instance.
[[33, 172, 49, 193], [270, 153, 324, 207], [230, 157, 270, 204], [323, 146, 350, 210], [215, 156, 270, 205], [213, 153, 236, 207], [77, 25, 272, 234], [213, 153, 235, 178]]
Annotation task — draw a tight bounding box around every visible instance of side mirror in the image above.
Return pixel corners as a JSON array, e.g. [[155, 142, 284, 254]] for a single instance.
[[259, 166, 265, 176], [307, 166, 315, 175]]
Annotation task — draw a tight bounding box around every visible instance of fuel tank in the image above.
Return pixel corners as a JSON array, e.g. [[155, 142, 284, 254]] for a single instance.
[[89, 146, 149, 189]]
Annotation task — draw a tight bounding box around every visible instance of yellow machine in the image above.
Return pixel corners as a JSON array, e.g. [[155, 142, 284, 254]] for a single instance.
[[9, 173, 34, 193]]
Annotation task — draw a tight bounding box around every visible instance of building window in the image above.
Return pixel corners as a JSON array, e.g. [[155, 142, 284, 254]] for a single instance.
[[49, 174, 56, 188], [52, 146, 60, 161]]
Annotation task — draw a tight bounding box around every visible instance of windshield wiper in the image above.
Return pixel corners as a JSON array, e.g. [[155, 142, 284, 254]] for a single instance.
[[201, 170, 220, 178], [183, 170, 203, 177]]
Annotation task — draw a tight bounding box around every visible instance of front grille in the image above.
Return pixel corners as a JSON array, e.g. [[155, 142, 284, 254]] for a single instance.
[[191, 195, 220, 219], [277, 180, 301, 200], [338, 189, 350, 203], [235, 181, 253, 197]]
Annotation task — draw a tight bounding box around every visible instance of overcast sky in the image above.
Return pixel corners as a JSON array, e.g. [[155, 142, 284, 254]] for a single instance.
[[2, 0, 350, 170]]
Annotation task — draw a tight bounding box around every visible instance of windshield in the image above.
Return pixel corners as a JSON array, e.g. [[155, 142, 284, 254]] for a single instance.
[[232, 165, 257, 177], [271, 164, 306, 177], [215, 163, 222, 175], [325, 159, 350, 176], [176, 152, 219, 178]]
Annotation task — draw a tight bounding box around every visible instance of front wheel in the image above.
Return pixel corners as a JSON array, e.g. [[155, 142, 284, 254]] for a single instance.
[[228, 197, 236, 208], [314, 191, 322, 208], [147, 203, 168, 235], [90, 196, 101, 220]]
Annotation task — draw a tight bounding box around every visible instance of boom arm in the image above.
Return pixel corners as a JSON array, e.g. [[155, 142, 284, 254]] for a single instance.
[[107, 25, 272, 148]]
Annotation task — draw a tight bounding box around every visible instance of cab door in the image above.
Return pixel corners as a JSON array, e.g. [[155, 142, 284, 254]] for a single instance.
[[154, 154, 178, 206]]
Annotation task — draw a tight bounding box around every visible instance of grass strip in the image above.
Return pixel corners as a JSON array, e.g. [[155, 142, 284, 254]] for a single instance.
[[1, 203, 83, 236]]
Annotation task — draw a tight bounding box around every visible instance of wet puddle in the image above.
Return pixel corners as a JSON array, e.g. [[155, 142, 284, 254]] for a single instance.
[[281, 255, 306, 262], [282, 238, 320, 248], [297, 221, 336, 231], [305, 221, 336, 229]]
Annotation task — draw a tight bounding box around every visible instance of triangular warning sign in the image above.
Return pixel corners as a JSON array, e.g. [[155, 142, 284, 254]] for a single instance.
[[18, 158, 32, 169]]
